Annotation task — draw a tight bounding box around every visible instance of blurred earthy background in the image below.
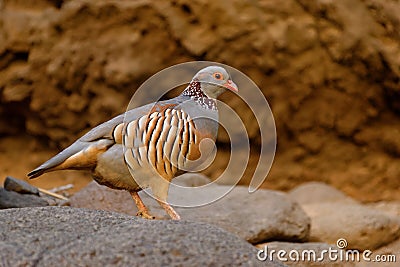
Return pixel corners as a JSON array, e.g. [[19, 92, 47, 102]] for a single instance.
[[0, 0, 399, 202]]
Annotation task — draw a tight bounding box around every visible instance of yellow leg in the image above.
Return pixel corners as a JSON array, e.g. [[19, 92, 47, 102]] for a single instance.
[[157, 200, 181, 220], [130, 191, 155, 220]]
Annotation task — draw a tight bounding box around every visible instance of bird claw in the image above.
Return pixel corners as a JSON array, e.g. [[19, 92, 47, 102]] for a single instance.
[[136, 211, 156, 220]]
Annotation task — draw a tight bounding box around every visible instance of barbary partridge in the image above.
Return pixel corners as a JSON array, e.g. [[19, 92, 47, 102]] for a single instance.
[[28, 66, 238, 220]]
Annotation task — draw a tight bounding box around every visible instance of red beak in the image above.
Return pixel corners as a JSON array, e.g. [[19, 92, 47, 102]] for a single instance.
[[223, 80, 238, 92]]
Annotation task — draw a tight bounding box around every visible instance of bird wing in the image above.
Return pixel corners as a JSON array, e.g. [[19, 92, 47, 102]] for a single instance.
[[27, 98, 184, 179]]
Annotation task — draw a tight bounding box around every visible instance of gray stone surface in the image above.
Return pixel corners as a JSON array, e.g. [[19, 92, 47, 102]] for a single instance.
[[256, 242, 354, 267], [0, 206, 284, 267], [69, 174, 216, 216], [355, 237, 400, 267], [367, 201, 400, 219], [4, 176, 40, 195], [172, 173, 213, 187], [70, 180, 311, 244], [0, 187, 48, 209], [288, 182, 358, 205], [176, 187, 311, 244], [303, 203, 400, 251]]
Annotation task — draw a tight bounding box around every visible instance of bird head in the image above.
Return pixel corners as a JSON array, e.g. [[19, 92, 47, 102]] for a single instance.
[[190, 66, 238, 99]]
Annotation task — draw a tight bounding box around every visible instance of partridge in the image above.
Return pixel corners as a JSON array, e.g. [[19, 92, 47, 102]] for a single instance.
[[28, 66, 238, 220]]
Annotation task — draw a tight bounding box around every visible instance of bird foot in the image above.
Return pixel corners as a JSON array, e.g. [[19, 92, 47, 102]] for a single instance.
[[136, 211, 156, 220], [156, 200, 181, 220]]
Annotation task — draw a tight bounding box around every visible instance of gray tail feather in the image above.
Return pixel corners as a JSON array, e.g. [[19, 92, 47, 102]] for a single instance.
[[27, 167, 47, 179], [27, 141, 86, 179]]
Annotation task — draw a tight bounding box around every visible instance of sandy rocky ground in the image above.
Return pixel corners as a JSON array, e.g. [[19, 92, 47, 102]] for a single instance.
[[68, 175, 400, 266], [1, 174, 399, 266]]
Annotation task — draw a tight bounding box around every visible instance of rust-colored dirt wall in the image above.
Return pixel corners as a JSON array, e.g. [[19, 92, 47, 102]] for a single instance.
[[1, 0, 399, 201]]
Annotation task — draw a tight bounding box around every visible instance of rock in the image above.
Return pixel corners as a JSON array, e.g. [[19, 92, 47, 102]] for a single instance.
[[0, 206, 284, 266], [177, 186, 311, 244], [366, 201, 400, 219], [303, 203, 400, 251], [172, 173, 213, 187], [71, 181, 311, 244], [70, 181, 137, 215], [256, 242, 354, 267], [354, 237, 400, 267], [0, 188, 48, 209], [68, 174, 215, 216], [288, 182, 358, 205], [3, 176, 39, 195]]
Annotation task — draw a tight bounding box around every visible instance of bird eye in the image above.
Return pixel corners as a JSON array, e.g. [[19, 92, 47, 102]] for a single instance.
[[213, 72, 223, 80]]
